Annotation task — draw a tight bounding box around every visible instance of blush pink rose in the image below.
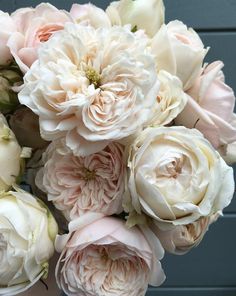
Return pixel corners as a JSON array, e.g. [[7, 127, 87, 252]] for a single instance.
[[176, 61, 236, 148], [55, 214, 165, 296], [7, 3, 72, 73], [0, 11, 16, 65], [36, 139, 125, 221]]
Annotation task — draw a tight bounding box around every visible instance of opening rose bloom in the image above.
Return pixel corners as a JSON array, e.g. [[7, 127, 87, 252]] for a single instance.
[[55, 214, 165, 296], [149, 70, 187, 126], [0, 189, 58, 296], [176, 61, 236, 149], [124, 126, 234, 229], [7, 3, 72, 73], [70, 3, 111, 28], [36, 139, 125, 221], [151, 213, 220, 255], [106, 0, 164, 37], [19, 23, 159, 156], [0, 113, 30, 191], [151, 20, 208, 91]]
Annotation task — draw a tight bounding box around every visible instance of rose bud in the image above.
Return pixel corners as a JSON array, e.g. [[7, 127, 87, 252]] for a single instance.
[[0, 64, 22, 113], [106, 0, 165, 36]]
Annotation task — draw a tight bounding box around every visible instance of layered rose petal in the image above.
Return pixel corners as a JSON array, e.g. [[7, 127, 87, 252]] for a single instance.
[[124, 126, 234, 228], [36, 139, 125, 220], [70, 3, 111, 28], [19, 23, 159, 156], [152, 213, 220, 255], [149, 70, 187, 126], [55, 215, 165, 296], [176, 61, 236, 150], [151, 20, 208, 90], [8, 3, 72, 73], [106, 0, 164, 37], [0, 189, 58, 295]]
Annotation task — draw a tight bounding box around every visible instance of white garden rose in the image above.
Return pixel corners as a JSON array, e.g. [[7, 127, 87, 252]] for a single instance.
[[149, 70, 187, 126], [19, 23, 159, 156], [9, 107, 48, 149], [151, 212, 220, 255], [124, 126, 234, 229], [0, 189, 58, 296], [70, 3, 111, 28], [106, 0, 164, 36], [151, 20, 208, 90], [36, 139, 125, 221], [0, 113, 30, 191]]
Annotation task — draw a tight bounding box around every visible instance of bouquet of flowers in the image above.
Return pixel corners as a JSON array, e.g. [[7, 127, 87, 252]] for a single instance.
[[0, 0, 235, 295]]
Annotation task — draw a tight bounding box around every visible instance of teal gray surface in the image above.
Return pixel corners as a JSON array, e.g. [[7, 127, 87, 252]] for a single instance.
[[1, 0, 235, 295]]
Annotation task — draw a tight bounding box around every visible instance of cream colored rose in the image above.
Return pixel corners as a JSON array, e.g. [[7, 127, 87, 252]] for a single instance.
[[0, 189, 58, 296], [0, 114, 30, 191], [151, 213, 220, 255], [106, 0, 164, 36], [19, 23, 159, 156], [36, 139, 125, 220], [55, 214, 165, 296], [149, 70, 187, 126], [124, 126, 234, 229], [70, 3, 111, 28], [151, 20, 208, 90]]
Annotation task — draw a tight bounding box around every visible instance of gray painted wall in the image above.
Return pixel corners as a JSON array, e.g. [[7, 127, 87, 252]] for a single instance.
[[1, 1, 236, 295]]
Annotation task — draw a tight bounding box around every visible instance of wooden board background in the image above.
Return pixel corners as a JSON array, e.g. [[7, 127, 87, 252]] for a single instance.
[[0, 0, 236, 295]]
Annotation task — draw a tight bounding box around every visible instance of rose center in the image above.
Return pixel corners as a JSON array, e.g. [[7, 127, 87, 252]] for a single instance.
[[157, 156, 184, 179], [36, 25, 64, 43], [85, 67, 101, 88], [83, 168, 96, 181]]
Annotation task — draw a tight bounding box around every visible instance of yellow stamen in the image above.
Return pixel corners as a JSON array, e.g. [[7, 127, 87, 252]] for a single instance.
[[85, 67, 101, 88]]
